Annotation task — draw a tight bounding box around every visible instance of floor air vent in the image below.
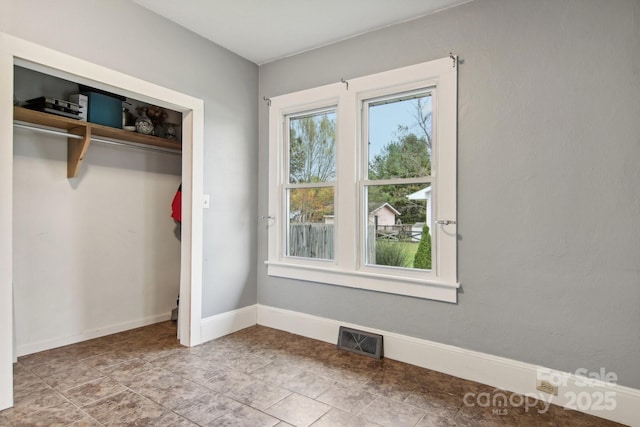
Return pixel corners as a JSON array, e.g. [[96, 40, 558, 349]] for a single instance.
[[337, 326, 383, 359]]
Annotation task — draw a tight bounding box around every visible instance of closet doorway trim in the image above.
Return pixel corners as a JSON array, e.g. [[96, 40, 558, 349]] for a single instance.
[[0, 32, 205, 410]]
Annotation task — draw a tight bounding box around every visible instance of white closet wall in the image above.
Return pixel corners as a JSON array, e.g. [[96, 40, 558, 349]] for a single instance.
[[13, 127, 181, 355]]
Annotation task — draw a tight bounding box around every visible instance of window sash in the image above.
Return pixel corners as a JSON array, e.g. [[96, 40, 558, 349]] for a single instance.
[[357, 85, 437, 278]]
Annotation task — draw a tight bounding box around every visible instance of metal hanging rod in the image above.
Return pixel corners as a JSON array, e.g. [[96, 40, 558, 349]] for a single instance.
[[13, 123, 83, 139], [91, 137, 181, 155], [13, 122, 181, 156]]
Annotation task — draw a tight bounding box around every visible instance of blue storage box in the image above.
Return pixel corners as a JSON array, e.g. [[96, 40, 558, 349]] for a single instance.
[[81, 89, 125, 128]]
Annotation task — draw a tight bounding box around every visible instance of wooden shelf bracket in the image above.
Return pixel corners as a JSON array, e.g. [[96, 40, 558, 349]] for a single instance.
[[67, 126, 91, 178]]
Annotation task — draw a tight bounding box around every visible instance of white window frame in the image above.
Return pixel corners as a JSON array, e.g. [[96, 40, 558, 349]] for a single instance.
[[267, 57, 458, 303]]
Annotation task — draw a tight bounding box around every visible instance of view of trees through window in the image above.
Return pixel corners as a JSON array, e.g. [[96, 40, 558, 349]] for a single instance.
[[287, 111, 336, 259], [285, 94, 434, 269], [366, 94, 432, 270]]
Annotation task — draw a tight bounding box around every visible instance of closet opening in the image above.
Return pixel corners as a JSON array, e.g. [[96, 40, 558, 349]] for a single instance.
[[1, 33, 205, 410], [13, 63, 184, 358]]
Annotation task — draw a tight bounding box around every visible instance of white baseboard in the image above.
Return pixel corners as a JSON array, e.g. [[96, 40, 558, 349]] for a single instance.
[[200, 304, 257, 343], [256, 304, 640, 427], [16, 312, 171, 357]]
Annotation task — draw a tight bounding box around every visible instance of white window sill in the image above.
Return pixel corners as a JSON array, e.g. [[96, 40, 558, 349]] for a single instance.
[[265, 261, 459, 303]]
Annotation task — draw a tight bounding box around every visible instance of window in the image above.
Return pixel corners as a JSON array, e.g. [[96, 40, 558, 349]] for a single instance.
[[267, 57, 458, 302]]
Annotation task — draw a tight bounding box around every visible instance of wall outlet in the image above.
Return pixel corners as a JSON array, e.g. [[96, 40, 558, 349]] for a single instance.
[[536, 380, 558, 396]]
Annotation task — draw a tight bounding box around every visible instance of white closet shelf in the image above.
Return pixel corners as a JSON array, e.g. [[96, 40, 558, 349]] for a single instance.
[[13, 106, 182, 178]]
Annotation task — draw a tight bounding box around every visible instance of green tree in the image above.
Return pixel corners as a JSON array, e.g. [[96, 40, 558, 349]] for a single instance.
[[289, 187, 333, 223], [412, 96, 433, 154], [413, 224, 432, 269], [375, 240, 410, 267], [289, 113, 335, 183], [289, 113, 336, 223], [368, 130, 430, 179], [368, 129, 431, 224]]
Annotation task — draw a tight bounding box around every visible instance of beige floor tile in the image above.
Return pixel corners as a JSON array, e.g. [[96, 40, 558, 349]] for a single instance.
[[42, 363, 105, 391], [221, 353, 273, 373], [415, 411, 459, 427], [549, 404, 623, 427], [265, 393, 330, 427], [104, 402, 186, 426], [404, 387, 462, 415], [10, 400, 88, 426], [2, 387, 68, 421], [97, 357, 156, 384], [199, 365, 256, 394], [17, 347, 70, 368], [205, 404, 280, 427], [226, 379, 292, 411], [62, 376, 127, 406], [29, 355, 84, 378], [12, 365, 49, 399], [128, 370, 212, 410], [248, 359, 304, 384], [83, 349, 136, 370], [361, 369, 419, 402], [317, 382, 377, 415], [311, 408, 383, 427], [358, 396, 426, 427], [67, 417, 104, 426], [173, 390, 243, 425], [282, 370, 336, 399], [81, 389, 158, 424]]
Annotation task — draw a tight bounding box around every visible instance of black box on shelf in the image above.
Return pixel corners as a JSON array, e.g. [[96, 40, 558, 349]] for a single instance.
[[24, 96, 81, 119]]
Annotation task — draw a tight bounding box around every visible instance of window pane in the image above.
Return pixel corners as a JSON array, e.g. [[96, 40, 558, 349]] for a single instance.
[[365, 183, 432, 269], [287, 187, 335, 260], [368, 94, 432, 179], [289, 111, 336, 184]]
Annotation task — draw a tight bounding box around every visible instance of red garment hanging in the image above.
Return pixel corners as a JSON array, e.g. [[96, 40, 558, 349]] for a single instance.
[[171, 185, 182, 223]]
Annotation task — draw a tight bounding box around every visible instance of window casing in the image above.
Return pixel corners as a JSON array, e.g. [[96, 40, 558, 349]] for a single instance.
[[267, 57, 458, 302]]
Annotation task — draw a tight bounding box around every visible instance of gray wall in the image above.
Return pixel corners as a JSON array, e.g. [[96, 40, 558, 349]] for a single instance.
[[258, 0, 640, 389], [4, 0, 259, 318]]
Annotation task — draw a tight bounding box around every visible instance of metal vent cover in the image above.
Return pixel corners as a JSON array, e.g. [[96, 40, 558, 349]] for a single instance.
[[337, 326, 383, 359]]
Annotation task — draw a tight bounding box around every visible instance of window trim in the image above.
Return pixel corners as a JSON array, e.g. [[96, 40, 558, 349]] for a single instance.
[[267, 57, 458, 303]]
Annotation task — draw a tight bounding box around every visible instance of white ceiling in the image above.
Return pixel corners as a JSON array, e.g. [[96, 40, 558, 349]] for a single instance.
[[132, 0, 470, 65]]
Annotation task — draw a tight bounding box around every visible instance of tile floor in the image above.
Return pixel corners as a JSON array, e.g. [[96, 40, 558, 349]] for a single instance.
[[0, 321, 626, 426]]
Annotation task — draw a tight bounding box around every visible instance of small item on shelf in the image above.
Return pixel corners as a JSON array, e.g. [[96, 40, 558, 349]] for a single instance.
[[122, 102, 134, 128], [79, 87, 126, 128], [70, 94, 88, 121], [154, 124, 166, 138], [146, 105, 168, 128], [23, 96, 81, 119], [135, 108, 154, 135], [165, 123, 177, 140]]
